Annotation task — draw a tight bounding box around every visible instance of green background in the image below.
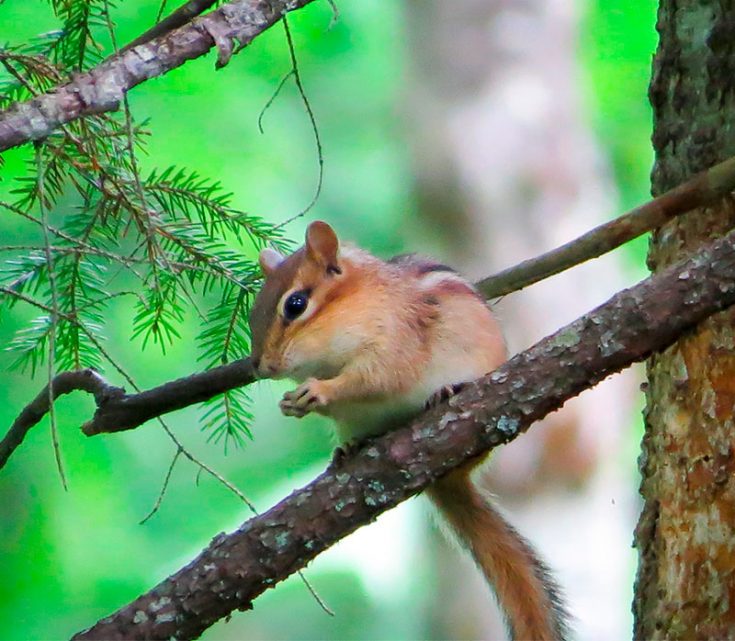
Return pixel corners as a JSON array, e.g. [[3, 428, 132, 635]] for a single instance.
[[0, 1, 656, 639]]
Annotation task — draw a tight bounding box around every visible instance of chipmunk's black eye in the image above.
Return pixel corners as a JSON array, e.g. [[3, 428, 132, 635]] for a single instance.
[[283, 291, 309, 320]]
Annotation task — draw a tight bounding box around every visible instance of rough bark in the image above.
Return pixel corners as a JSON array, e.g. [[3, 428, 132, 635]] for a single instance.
[[634, 1, 735, 638], [73, 228, 735, 641]]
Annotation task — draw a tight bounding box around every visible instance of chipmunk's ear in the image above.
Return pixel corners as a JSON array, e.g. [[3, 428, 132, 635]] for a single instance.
[[259, 248, 284, 277], [305, 221, 340, 273]]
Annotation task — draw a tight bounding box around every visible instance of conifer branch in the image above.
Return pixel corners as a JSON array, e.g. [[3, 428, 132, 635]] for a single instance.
[[0, 0, 303, 450], [0, 0, 317, 152]]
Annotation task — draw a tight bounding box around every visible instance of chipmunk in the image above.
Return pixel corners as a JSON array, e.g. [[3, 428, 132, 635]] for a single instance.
[[249, 221, 569, 641]]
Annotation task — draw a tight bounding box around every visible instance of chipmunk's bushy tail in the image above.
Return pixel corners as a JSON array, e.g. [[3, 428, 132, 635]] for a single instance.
[[427, 466, 570, 641]]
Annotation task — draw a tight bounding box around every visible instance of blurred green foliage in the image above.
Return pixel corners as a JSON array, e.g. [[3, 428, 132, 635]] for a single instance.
[[0, 1, 656, 639], [580, 0, 658, 269]]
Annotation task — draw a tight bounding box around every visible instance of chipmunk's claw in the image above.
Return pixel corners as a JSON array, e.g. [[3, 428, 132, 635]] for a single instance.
[[280, 378, 327, 418], [328, 438, 371, 470], [425, 382, 466, 410]]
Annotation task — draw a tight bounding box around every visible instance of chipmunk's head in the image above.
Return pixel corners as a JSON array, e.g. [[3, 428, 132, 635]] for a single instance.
[[249, 221, 350, 381]]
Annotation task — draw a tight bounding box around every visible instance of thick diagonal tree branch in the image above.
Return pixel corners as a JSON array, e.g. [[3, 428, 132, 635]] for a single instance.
[[72, 229, 735, 641], [0, 0, 316, 153]]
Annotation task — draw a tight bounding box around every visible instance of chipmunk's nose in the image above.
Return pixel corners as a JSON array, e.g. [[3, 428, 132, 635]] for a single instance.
[[252, 356, 280, 379]]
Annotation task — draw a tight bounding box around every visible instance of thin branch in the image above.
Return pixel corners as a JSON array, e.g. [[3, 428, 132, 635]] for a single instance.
[[476, 155, 735, 299], [140, 446, 182, 524], [273, 15, 324, 229], [71, 227, 735, 641], [0, 201, 134, 263], [82, 358, 256, 436], [0, 0, 317, 152], [0, 56, 41, 96], [326, 0, 339, 27], [156, 0, 171, 22], [1, 286, 70, 317], [257, 69, 294, 134], [157, 418, 258, 513], [36, 142, 68, 490]]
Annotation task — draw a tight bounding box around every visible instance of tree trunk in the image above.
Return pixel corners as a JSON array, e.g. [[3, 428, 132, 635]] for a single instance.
[[635, 1, 735, 638]]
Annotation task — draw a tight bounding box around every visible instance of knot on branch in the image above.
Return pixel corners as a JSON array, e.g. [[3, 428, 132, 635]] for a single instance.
[[0, 368, 124, 469]]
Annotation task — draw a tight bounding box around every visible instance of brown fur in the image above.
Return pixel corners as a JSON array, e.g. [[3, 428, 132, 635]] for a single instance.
[[428, 467, 568, 641], [249, 222, 569, 640]]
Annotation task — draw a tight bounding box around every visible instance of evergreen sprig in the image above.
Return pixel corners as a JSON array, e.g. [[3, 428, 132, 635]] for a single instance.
[[48, 0, 107, 70], [198, 286, 253, 447], [0, 0, 293, 446], [0, 44, 63, 107]]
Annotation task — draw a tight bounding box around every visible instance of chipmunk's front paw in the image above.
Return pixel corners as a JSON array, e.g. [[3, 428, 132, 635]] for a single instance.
[[280, 378, 329, 418]]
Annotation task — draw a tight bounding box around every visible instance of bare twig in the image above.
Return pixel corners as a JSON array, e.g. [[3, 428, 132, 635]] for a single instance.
[[139, 447, 182, 524], [36, 143, 68, 490], [326, 0, 339, 27], [476, 155, 735, 299], [71, 227, 735, 641], [257, 70, 294, 134], [156, 0, 171, 22], [157, 418, 258, 513], [273, 15, 324, 229]]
